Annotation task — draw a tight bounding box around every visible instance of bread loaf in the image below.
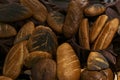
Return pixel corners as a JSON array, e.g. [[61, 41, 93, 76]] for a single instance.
[[57, 43, 81, 80]]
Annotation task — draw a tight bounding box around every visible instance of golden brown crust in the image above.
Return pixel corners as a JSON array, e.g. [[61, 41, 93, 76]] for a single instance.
[[0, 76, 13, 80], [14, 21, 35, 44], [57, 43, 81, 80], [90, 15, 108, 43], [3, 41, 28, 79], [79, 18, 90, 50], [92, 18, 119, 50], [84, 4, 106, 16], [117, 72, 120, 80]]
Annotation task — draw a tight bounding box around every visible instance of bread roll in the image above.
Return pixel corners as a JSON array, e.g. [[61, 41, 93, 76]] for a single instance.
[[57, 43, 81, 80]]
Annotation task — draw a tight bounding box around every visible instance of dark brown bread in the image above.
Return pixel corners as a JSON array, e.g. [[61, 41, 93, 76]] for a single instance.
[[24, 51, 52, 68], [62, 0, 88, 38], [20, 0, 48, 23], [0, 23, 17, 38], [31, 59, 56, 80], [27, 26, 58, 56], [0, 3, 32, 22], [87, 52, 109, 70], [47, 11, 65, 34], [80, 68, 114, 80]]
